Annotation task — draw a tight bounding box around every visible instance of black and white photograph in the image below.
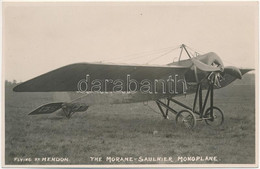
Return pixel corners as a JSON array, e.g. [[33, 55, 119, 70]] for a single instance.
[[2, 1, 258, 167]]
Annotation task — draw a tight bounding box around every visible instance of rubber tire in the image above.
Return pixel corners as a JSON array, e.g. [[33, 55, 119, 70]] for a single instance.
[[204, 106, 224, 127], [176, 109, 197, 129]]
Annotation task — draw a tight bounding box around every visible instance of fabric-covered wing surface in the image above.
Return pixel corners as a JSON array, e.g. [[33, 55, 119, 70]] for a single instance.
[[13, 63, 189, 92]]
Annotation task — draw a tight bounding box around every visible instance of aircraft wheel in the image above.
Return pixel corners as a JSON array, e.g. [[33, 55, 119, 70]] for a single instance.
[[204, 107, 224, 127], [176, 109, 197, 129]]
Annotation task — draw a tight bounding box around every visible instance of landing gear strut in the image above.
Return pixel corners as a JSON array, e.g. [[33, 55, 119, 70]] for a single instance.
[[155, 82, 224, 129]]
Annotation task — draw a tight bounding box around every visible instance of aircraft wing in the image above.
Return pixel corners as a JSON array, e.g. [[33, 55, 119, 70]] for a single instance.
[[13, 63, 189, 92], [13, 52, 252, 92]]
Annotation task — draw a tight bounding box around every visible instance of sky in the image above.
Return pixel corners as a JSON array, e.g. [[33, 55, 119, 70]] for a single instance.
[[3, 2, 258, 82]]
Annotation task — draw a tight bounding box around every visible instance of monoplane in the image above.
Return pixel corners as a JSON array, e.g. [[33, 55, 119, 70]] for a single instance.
[[13, 44, 252, 129]]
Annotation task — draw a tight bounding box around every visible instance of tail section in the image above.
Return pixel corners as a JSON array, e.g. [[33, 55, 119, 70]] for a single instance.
[[29, 102, 89, 118], [29, 102, 64, 115]]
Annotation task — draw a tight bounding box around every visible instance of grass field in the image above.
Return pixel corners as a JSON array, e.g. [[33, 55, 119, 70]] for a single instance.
[[4, 74, 256, 165]]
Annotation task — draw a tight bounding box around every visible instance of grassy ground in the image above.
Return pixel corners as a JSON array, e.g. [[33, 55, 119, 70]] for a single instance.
[[4, 75, 255, 165]]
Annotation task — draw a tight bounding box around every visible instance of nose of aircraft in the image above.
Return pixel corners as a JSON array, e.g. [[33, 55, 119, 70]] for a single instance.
[[223, 66, 243, 79]]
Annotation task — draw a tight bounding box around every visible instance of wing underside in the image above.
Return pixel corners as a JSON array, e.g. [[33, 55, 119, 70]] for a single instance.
[[13, 63, 189, 92]]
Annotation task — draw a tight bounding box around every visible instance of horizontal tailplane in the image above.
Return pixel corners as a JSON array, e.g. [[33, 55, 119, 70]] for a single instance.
[[29, 102, 64, 115], [29, 102, 89, 117]]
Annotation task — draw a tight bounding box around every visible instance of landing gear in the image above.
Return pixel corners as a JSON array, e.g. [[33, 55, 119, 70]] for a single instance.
[[153, 44, 225, 129], [155, 82, 224, 129]]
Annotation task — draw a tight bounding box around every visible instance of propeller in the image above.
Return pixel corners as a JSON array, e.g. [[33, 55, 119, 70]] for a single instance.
[[190, 52, 244, 88]]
